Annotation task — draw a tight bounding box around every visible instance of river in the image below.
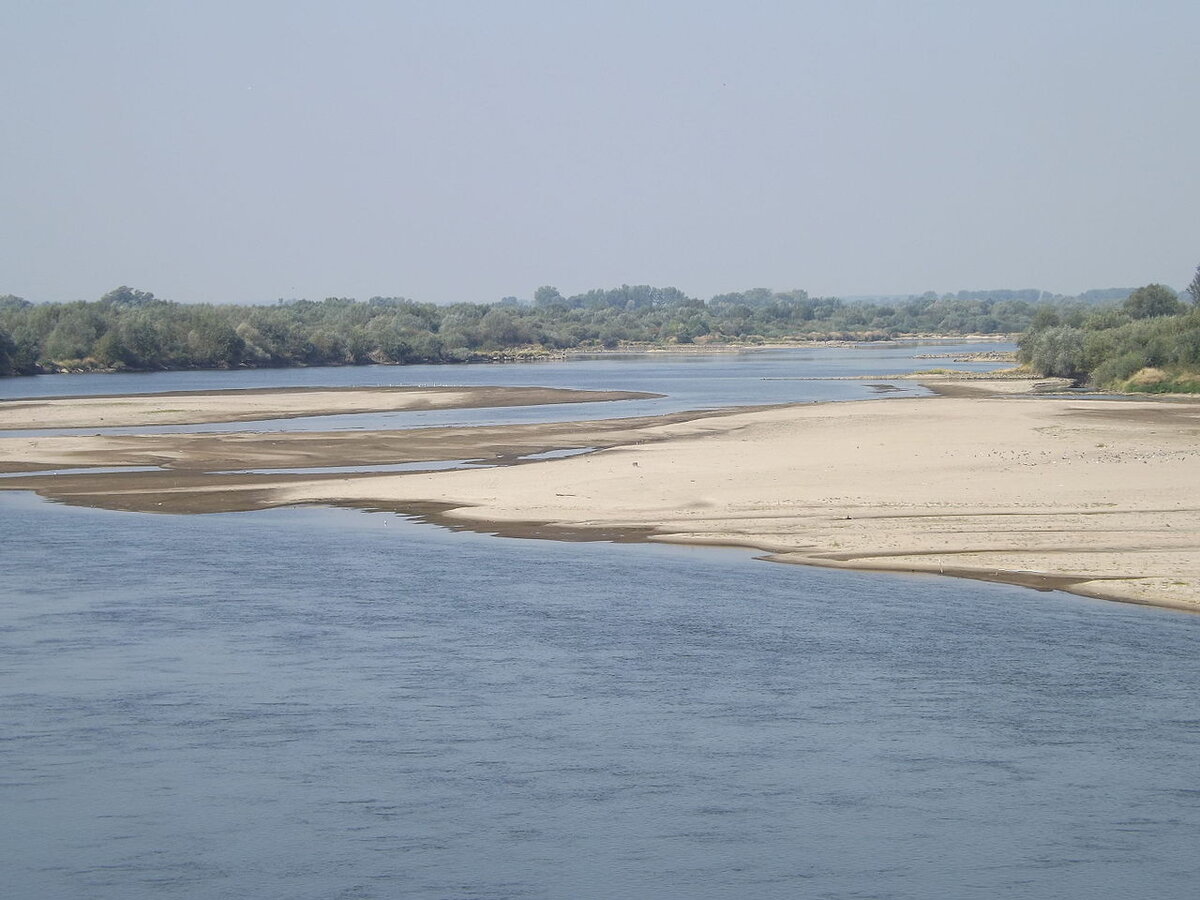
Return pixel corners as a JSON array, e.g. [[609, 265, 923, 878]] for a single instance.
[[3, 344, 1199, 899]]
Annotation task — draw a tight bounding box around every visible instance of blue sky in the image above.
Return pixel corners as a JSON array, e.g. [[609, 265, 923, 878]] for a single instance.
[[2, 1, 1197, 304]]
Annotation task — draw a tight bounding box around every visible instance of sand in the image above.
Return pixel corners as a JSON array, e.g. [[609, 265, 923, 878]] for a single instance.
[[4, 378, 1199, 612], [0, 384, 655, 430], [0, 409, 725, 474], [260, 391, 1200, 611]]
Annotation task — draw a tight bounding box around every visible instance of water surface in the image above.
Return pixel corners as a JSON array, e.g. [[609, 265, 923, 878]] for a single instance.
[[1, 343, 1007, 437], [7, 344, 1197, 899], [3, 493, 1198, 899]]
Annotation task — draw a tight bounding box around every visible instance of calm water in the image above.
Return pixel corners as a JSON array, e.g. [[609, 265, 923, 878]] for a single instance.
[[0, 342, 1009, 401], [3, 496, 1199, 899], [4, 346, 1200, 898], [1, 343, 1005, 436]]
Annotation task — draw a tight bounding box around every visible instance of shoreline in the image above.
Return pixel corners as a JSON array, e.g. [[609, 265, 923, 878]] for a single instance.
[[338, 500, 1200, 615], [3, 378, 1198, 613]]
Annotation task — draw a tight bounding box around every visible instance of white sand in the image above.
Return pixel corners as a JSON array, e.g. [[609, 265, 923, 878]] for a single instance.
[[0, 385, 644, 429], [5, 379, 1198, 611], [270, 394, 1200, 611]]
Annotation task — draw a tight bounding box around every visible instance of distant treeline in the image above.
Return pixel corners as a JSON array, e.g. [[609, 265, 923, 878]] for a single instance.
[[1019, 275, 1200, 393], [0, 282, 1139, 377]]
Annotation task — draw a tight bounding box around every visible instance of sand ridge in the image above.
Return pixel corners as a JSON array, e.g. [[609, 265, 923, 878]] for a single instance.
[[0, 384, 657, 430]]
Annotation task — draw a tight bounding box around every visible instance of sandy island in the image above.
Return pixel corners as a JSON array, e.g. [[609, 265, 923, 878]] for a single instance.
[[0, 384, 656, 430], [3, 378, 1198, 613]]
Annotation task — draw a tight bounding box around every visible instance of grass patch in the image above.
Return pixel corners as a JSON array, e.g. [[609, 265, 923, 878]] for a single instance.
[[1120, 368, 1200, 394]]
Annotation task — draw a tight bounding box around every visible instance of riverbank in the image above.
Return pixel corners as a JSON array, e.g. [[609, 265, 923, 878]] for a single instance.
[[2, 378, 1198, 611], [562, 335, 1019, 356]]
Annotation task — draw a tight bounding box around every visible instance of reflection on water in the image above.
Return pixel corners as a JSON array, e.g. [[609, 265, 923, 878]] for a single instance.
[[3, 493, 1198, 899]]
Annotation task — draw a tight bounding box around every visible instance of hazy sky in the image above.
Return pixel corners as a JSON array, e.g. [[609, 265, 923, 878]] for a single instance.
[[3, 1, 1197, 304]]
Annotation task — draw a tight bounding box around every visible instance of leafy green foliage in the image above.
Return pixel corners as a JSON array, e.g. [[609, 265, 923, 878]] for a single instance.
[[1122, 284, 1183, 319], [0, 327, 18, 376], [1020, 275, 1200, 391], [1020, 325, 1087, 380], [0, 282, 1128, 376]]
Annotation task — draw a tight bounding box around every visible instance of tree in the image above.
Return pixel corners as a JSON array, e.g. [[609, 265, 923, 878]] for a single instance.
[[0, 327, 16, 375], [1123, 284, 1183, 319], [533, 285, 564, 308], [478, 307, 522, 347], [1187, 264, 1200, 306], [1019, 325, 1087, 381], [1029, 307, 1061, 330], [94, 329, 141, 368], [42, 306, 104, 361], [185, 319, 244, 367], [0, 294, 30, 311], [100, 285, 157, 307]]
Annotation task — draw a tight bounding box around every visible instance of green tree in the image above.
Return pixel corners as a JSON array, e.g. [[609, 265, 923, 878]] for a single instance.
[[1029, 307, 1061, 330], [533, 285, 564, 308], [1019, 325, 1087, 380], [1123, 284, 1183, 319], [185, 318, 244, 367], [0, 327, 17, 375], [42, 307, 104, 361], [100, 285, 157, 307], [478, 308, 522, 347]]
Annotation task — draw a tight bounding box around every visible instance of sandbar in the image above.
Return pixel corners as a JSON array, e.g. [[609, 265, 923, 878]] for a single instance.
[[4, 379, 1199, 612], [0, 384, 656, 430]]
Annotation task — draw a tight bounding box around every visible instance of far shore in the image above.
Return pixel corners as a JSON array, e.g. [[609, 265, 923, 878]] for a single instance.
[[2, 377, 1198, 613], [561, 335, 1019, 356], [0, 332, 1017, 380]]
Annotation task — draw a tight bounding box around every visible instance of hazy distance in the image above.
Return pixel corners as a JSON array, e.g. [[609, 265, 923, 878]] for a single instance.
[[2, 1, 1197, 305]]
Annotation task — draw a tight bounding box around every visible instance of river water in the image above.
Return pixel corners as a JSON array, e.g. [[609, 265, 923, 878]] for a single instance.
[[1, 342, 995, 436], [3, 345, 1200, 899]]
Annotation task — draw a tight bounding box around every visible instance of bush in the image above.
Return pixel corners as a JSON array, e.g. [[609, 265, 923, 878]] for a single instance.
[[1091, 351, 1149, 387], [1019, 325, 1086, 381], [1121, 369, 1200, 394]]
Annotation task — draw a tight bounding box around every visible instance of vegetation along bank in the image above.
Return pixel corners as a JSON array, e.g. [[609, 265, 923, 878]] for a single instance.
[[0, 281, 1162, 378]]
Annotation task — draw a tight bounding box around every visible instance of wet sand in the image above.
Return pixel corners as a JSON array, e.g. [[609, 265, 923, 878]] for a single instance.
[[0, 384, 656, 430], [4, 379, 1199, 612], [0, 408, 729, 475]]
